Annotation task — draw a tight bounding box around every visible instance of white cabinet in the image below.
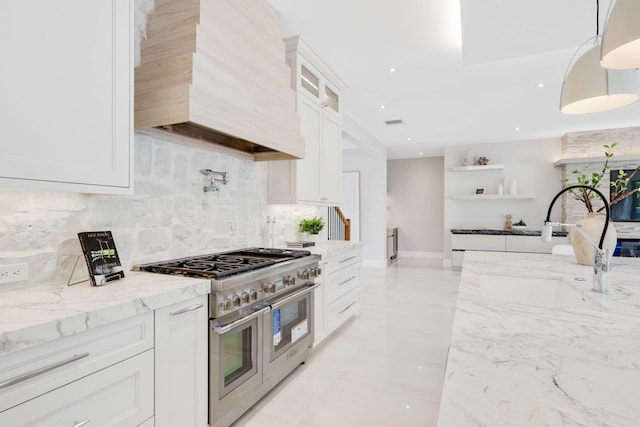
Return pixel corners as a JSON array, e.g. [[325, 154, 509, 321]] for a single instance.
[[0, 0, 133, 194], [451, 233, 569, 268], [0, 313, 154, 425], [314, 246, 362, 346], [155, 295, 208, 427], [268, 37, 346, 206]]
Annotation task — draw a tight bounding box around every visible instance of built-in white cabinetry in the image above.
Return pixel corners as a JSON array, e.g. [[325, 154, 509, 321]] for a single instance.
[[314, 246, 362, 346], [268, 37, 346, 206], [155, 295, 208, 427], [0, 0, 133, 194], [0, 313, 154, 425], [451, 233, 569, 268], [0, 295, 209, 426]]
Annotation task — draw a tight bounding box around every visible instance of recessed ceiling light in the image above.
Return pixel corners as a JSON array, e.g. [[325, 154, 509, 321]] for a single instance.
[[537, 83, 545, 88], [389, 67, 397, 73], [379, 105, 385, 109], [515, 127, 520, 131], [407, 137, 412, 141], [419, 152, 423, 156]]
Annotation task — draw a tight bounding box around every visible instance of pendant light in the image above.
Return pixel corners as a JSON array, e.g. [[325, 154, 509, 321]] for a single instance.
[[560, 0, 640, 114], [600, 0, 640, 70]]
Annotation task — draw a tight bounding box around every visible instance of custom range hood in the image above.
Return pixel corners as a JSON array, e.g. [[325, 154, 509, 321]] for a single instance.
[[135, 0, 304, 161]]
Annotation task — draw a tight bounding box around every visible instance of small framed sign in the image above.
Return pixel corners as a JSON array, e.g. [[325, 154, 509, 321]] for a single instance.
[[474, 188, 485, 195], [77, 231, 125, 286]]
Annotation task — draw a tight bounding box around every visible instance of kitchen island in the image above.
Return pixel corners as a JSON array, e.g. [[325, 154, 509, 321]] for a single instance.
[[438, 251, 640, 426]]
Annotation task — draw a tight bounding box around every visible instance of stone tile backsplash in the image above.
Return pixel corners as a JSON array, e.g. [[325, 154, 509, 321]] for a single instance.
[[0, 132, 312, 287]]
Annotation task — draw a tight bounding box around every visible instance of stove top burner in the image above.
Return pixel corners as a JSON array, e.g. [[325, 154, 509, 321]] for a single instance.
[[137, 247, 312, 279]]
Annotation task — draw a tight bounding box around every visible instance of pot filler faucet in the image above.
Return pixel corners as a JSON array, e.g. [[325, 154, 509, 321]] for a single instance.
[[542, 185, 611, 294]]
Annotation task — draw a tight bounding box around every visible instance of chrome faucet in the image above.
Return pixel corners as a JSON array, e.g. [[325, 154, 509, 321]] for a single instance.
[[542, 185, 611, 293]]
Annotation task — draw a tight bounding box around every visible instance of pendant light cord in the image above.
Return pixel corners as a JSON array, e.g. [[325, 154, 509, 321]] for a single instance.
[[596, 0, 600, 36]]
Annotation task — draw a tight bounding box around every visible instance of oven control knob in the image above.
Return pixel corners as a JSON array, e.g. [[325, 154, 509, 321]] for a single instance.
[[250, 290, 258, 301], [298, 269, 310, 280], [241, 292, 250, 304], [283, 275, 296, 286], [232, 295, 241, 307], [311, 266, 322, 277], [265, 282, 276, 293], [221, 298, 232, 311]]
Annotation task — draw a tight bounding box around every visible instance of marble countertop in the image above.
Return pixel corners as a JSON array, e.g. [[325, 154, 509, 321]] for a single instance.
[[437, 251, 640, 426], [451, 228, 569, 237], [0, 272, 210, 357], [278, 240, 362, 260]]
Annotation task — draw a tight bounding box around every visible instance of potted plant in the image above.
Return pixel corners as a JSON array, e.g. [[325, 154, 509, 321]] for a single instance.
[[512, 220, 527, 230], [299, 216, 325, 241], [563, 143, 639, 264]]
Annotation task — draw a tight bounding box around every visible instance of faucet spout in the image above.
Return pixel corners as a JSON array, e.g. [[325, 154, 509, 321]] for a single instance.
[[543, 185, 612, 294]]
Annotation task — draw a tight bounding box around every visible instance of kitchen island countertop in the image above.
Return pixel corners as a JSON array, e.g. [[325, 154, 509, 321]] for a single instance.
[[0, 272, 210, 357], [437, 251, 640, 426]]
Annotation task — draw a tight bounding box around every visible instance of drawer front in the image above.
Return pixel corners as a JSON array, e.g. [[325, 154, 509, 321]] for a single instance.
[[0, 312, 153, 412], [451, 234, 505, 251], [325, 264, 361, 304], [324, 250, 362, 275], [0, 350, 154, 426], [326, 288, 360, 335], [505, 235, 569, 254]]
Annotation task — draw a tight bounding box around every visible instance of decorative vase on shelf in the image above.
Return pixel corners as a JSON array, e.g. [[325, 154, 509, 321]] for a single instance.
[[498, 181, 504, 195], [462, 151, 475, 166], [510, 179, 517, 195], [570, 213, 617, 266]]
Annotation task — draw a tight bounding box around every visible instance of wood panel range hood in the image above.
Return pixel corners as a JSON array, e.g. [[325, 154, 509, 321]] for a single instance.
[[135, 0, 304, 161]]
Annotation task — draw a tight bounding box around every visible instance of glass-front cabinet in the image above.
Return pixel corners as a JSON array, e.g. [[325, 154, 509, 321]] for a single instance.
[[299, 62, 340, 114]]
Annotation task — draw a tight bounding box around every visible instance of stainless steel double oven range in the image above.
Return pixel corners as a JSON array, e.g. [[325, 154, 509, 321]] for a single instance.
[[137, 248, 321, 427]]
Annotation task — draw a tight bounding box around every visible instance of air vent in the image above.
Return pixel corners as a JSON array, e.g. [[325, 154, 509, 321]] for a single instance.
[[385, 119, 404, 125]]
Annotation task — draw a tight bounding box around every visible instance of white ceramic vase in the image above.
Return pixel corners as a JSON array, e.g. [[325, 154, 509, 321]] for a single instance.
[[569, 213, 617, 266]]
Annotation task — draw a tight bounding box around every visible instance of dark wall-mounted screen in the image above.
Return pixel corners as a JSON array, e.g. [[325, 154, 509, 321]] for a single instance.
[[610, 170, 640, 222]]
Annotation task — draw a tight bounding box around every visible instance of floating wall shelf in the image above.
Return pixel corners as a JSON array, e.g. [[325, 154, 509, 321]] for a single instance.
[[553, 154, 640, 167], [451, 194, 536, 200], [450, 164, 505, 172]]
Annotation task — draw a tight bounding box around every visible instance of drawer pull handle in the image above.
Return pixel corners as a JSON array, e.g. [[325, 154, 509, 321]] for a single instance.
[[338, 256, 357, 264], [73, 420, 90, 427], [338, 276, 357, 287], [170, 303, 204, 316], [339, 301, 357, 314], [0, 352, 90, 390]]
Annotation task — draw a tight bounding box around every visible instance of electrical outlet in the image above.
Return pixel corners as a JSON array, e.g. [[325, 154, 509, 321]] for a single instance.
[[0, 263, 29, 284]]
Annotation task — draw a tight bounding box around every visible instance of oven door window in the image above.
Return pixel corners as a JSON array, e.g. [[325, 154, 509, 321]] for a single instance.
[[270, 294, 310, 361], [218, 318, 259, 398]]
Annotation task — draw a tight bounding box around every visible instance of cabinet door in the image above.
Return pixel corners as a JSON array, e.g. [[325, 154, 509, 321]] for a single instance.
[[296, 94, 322, 203], [0, 0, 132, 194], [319, 111, 342, 204], [155, 296, 208, 427]]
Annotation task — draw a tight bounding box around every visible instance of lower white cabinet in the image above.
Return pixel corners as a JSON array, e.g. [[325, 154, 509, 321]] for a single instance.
[[154, 295, 208, 427], [451, 233, 569, 268], [0, 295, 209, 427], [0, 350, 154, 426], [314, 246, 362, 346]]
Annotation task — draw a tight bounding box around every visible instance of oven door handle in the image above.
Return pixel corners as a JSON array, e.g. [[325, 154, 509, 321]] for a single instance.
[[211, 307, 270, 334], [269, 283, 320, 310]]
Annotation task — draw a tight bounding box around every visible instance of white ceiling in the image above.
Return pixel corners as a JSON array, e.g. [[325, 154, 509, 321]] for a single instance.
[[267, 0, 640, 159]]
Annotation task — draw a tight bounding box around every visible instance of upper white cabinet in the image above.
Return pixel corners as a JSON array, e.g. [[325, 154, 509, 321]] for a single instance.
[[268, 37, 346, 206], [0, 0, 133, 194]]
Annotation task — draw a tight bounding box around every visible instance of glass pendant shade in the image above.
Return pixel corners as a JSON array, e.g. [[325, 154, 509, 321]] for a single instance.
[[560, 45, 640, 114], [600, 0, 640, 69]]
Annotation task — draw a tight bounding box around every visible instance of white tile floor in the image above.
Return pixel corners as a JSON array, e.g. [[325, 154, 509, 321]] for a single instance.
[[232, 258, 461, 427]]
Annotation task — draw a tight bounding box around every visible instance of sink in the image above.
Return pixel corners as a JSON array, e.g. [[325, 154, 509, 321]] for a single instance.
[[478, 275, 602, 310]]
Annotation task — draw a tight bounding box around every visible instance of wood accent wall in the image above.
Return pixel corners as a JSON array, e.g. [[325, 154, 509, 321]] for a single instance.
[[135, 0, 304, 160]]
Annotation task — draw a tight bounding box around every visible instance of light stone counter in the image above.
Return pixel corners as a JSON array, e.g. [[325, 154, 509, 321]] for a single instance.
[[437, 251, 640, 427], [277, 241, 362, 260], [0, 271, 210, 356]]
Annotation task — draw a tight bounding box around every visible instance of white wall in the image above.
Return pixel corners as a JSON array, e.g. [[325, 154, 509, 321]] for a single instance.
[[0, 133, 270, 288], [443, 138, 563, 260], [342, 149, 387, 267], [387, 157, 444, 257]]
